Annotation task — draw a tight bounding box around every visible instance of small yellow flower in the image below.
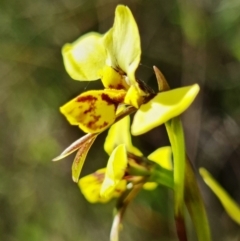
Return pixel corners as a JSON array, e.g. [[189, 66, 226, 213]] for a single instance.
[[78, 117, 173, 203], [78, 168, 127, 203], [78, 144, 172, 203]]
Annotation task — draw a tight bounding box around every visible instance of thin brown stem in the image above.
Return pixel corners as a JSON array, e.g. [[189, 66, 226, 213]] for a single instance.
[[110, 181, 145, 241]]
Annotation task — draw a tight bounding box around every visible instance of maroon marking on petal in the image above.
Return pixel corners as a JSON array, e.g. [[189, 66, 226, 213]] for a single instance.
[[101, 93, 115, 105], [87, 116, 110, 131], [116, 84, 125, 90], [87, 115, 101, 128], [103, 121, 108, 127], [93, 172, 105, 182], [108, 84, 125, 90], [76, 95, 97, 102], [115, 189, 123, 193], [84, 107, 94, 114]]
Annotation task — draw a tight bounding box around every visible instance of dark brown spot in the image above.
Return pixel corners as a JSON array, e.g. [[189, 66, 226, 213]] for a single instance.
[[101, 93, 124, 107], [76, 95, 97, 102], [103, 121, 108, 127], [115, 189, 122, 193], [84, 107, 94, 114], [101, 93, 115, 105], [116, 84, 125, 90], [87, 115, 101, 128], [108, 84, 125, 90], [87, 116, 109, 130]]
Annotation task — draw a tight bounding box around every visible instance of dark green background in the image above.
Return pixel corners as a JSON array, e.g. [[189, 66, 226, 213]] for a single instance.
[[1, 0, 240, 240]]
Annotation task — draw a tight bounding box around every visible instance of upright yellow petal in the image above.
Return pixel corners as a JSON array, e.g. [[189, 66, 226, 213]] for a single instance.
[[131, 84, 200, 135], [104, 106, 142, 156], [60, 89, 126, 133], [148, 146, 173, 170], [104, 5, 141, 85], [101, 144, 128, 197], [62, 32, 106, 81]]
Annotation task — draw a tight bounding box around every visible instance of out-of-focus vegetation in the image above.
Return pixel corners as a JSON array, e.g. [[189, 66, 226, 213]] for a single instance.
[[1, 0, 240, 240]]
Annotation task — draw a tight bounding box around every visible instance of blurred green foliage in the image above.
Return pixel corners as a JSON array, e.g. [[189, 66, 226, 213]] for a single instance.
[[1, 0, 240, 240]]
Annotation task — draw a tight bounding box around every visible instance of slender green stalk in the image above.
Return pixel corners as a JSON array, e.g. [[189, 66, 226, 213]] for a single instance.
[[185, 158, 211, 241], [165, 118, 187, 241]]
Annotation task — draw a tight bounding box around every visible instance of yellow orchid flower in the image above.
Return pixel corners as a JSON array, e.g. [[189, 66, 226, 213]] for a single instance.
[[57, 5, 200, 191], [61, 5, 147, 135], [78, 116, 173, 202], [61, 4, 200, 137], [78, 168, 127, 203], [62, 5, 141, 89], [78, 144, 173, 203], [99, 117, 173, 197]]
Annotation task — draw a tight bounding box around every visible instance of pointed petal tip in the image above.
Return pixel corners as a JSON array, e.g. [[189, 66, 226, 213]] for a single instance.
[[52, 154, 65, 162], [72, 176, 78, 183]]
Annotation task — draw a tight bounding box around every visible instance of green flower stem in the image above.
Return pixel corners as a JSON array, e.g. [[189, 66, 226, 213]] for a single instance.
[[127, 167, 151, 176], [185, 159, 211, 241], [165, 118, 188, 241], [149, 166, 174, 189], [165, 117, 185, 215], [165, 117, 211, 241]]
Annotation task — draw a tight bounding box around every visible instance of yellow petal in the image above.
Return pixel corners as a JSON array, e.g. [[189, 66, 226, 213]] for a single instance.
[[131, 84, 200, 135], [60, 89, 126, 133], [143, 182, 158, 190], [101, 144, 128, 197], [200, 168, 240, 225], [100, 66, 129, 90], [124, 85, 144, 108], [79, 168, 126, 203], [104, 106, 142, 156], [78, 168, 111, 203], [148, 146, 172, 170], [62, 32, 106, 81], [103, 5, 141, 85]]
